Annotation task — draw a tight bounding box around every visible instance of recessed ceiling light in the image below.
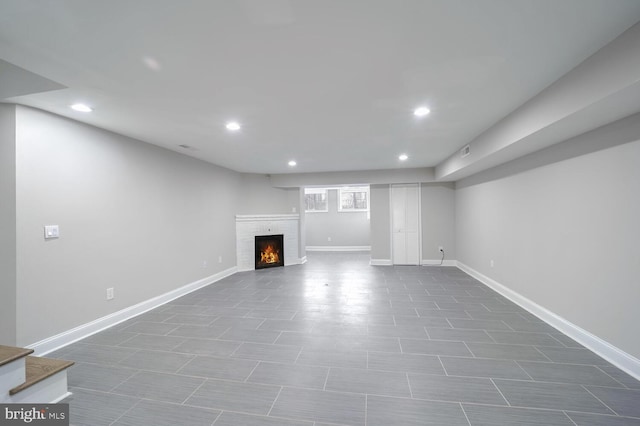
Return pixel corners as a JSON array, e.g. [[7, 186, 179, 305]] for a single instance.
[[288, 160, 297, 167], [413, 106, 430, 117], [225, 121, 241, 131], [399, 154, 409, 161], [70, 103, 92, 112], [142, 56, 161, 71]]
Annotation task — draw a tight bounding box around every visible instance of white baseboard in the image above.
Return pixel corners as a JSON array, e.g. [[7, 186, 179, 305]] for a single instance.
[[457, 261, 640, 382], [298, 256, 308, 264], [51, 391, 73, 404], [422, 259, 457, 266], [28, 266, 238, 356], [370, 259, 392, 266], [306, 246, 371, 252]]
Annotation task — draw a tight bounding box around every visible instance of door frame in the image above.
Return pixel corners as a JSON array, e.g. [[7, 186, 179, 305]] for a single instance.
[[389, 183, 422, 265]]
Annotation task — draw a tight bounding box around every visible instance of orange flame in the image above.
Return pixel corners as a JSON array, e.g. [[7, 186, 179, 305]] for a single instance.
[[260, 245, 280, 264]]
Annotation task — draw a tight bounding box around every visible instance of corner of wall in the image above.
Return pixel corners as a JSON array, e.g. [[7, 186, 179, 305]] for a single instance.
[[0, 104, 17, 345]]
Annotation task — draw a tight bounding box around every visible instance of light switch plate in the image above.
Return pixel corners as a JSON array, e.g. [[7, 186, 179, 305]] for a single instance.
[[44, 225, 60, 239]]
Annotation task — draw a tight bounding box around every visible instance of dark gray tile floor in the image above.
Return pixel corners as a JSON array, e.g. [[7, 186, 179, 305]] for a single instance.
[[53, 252, 640, 425]]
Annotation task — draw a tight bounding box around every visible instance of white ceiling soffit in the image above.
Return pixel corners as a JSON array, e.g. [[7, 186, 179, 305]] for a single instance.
[[1, 1, 640, 177], [0, 59, 66, 99], [435, 21, 640, 181]]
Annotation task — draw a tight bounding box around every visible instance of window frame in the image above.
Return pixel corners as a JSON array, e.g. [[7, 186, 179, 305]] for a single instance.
[[304, 188, 329, 213], [338, 186, 370, 213]]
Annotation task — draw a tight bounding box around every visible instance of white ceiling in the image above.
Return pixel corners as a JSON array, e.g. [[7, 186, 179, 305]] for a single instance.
[[1, 1, 640, 175]]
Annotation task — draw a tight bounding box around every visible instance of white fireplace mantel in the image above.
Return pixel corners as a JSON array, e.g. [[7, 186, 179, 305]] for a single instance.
[[235, 214, 303, 271], [235, 214, 300, 222]]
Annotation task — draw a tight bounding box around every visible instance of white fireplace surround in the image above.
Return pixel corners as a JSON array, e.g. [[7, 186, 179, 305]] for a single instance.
[[236, 214, 304, 271]]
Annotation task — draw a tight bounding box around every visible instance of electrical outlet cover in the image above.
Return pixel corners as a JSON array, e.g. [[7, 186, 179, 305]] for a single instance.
[[44, 225, 60, 239]]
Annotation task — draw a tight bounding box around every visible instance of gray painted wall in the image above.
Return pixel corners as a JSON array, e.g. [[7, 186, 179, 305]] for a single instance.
[[370, 183, 457, 263], [456, 132, 640, 359], [421, 183, 456, 261], [0, 104, 17, 345], [237, 174, 299, 215], [293, 188, 306, 259], [305, 189, 370, 247], [12, 106, 294, 346], [370, 184, 391, 260]]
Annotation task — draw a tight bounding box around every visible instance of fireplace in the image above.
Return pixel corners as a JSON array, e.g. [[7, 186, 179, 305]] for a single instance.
[[255, 234, 284, 270]]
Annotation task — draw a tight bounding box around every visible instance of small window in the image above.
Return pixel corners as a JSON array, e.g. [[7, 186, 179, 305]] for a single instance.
[[304, 188, 328, 212], [339, 186, 369, 212]]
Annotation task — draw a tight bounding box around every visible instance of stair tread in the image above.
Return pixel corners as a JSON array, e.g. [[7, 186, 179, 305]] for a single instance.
[[0, 345, 34, 367], [9, 356, 74, 395]]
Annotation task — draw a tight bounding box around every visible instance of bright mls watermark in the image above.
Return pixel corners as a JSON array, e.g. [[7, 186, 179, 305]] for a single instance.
[[1, 404, 68, 425]]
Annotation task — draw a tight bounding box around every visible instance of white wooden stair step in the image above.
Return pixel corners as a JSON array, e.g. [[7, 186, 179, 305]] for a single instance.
[[10, 356, 75, 396]]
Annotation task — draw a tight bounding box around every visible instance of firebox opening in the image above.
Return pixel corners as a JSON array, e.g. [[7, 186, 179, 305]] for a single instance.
[[255, 234, 284, 270]]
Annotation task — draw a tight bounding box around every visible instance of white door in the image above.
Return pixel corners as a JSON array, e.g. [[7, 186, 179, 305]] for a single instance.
[[391, 184, 420, 265]]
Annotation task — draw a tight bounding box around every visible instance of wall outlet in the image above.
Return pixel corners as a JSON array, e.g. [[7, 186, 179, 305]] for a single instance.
[[218, 256, 223, 263], [292, 207, 297, 213], [106, 287, 114, 300], [438, 246, 444, 252], [490, 260, 494, 268], [327, 236, 332, 242], [44, 225, 60, 239], [202, 260, 208, 268]]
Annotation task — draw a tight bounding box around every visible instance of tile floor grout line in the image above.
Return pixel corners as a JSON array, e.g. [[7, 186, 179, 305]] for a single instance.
[[454, 400, 613, 413], [209, 409, 222, 426], [180, 377, 208, 405], [548, 333, 571, 348], [532, 345, 554, 362], [293, 344, 304, 364], [405, 372, 414, 399], [364, 393, 368, 426], [107, 398, 144, 426], [513, 360, 535, 381], [462, 341, 475, 358], [581, 385, 620, 416], [266, 386, 284, 417], [562, 410, 579, 426], [459, 402, 473, 426], [489, 378, 511, 406], [323, 367, 331, 391], [243, 360, 263, 383], [594, 364, 630, 389], [437, 355, 449, 376]]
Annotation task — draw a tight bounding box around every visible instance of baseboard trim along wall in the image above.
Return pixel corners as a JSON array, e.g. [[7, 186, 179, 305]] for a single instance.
[[27, 266, 238, 356], [457, 261, 640, 381], [421, 259, 457, 266], [306, 246, 371, 252], [370, 259, 457, 266]]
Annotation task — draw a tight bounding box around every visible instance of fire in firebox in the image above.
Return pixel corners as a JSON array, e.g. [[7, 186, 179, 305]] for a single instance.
[[255, 234, 284, 269], [261, 245, 280, 264]]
